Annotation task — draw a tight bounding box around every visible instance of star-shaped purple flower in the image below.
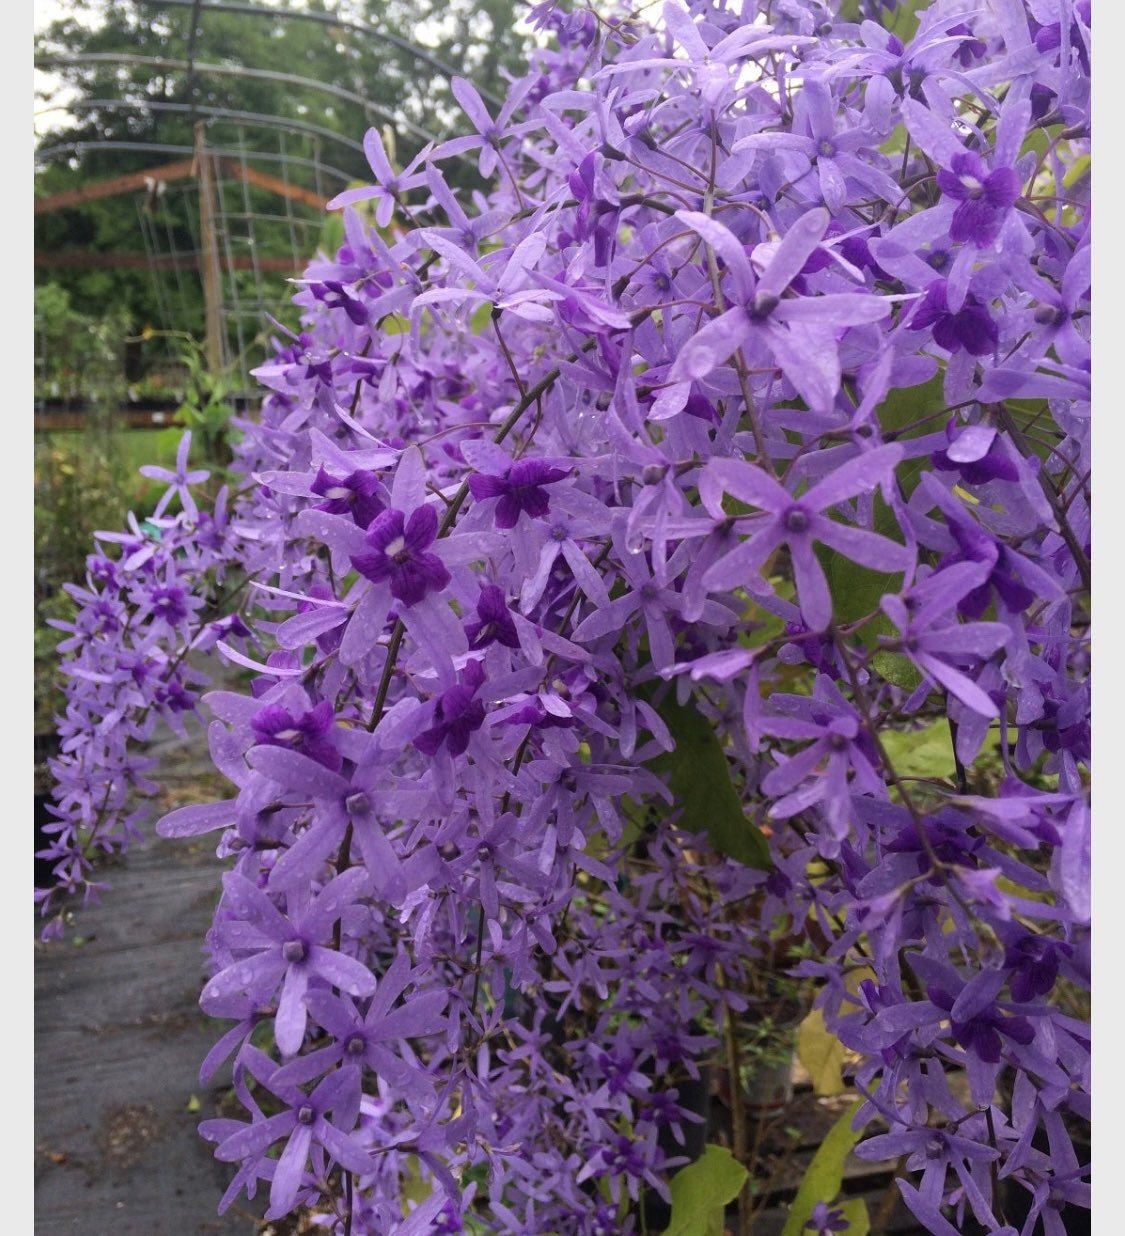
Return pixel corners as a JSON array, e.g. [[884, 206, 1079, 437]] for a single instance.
[[467, 457, 571, 529], [936, 152, 1022, 248], [310, 465, 386, 529], [250, 699, 342, 773], [350, 505, 451, 606], [464, 584, 521, 650], [413, 659, 487, 757], [139, 430, 210, 521], [909, 280, 998, 356], [702, 443, 910, 630]]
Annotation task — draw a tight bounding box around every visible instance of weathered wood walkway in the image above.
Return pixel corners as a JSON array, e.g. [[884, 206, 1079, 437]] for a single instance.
[[34, 730, 259, 1235]]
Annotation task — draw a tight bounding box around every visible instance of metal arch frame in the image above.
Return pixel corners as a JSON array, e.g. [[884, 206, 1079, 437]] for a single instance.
[[36, 53, 448, 151], [57, 98, 368, 156], [134, 0, 506, 108], [34, 1, 507, 391]]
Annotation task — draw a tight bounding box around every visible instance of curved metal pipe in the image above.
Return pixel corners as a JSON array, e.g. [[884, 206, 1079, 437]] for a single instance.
[[36, 53, 446, 149], [131, 0, 506, 107]]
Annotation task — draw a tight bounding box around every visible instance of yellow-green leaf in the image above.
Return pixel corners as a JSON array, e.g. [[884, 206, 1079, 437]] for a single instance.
[[780, 1101, 863, 1236], [662, 1145, 748, 1236], [870, 647, 924, 692], [838, 1197, 871, 1236], [879, 723, 955, 781], [400, 1155, 432, 1207], [797, 1008, 847, 1097]]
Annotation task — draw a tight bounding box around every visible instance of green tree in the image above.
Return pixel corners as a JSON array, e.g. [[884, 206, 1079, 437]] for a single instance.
[[35, 0, 529, 363]]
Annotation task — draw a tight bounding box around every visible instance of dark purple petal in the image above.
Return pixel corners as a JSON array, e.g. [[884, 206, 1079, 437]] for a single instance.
[[404, 503, 439, 552]]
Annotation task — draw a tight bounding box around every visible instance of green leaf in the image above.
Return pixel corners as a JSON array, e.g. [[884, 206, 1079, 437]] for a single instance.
[[879, 122, 910, 159], [317, 211, 346, 258], [879, 723, 955, 781], [819, 491, 906, 632], [780, 1101, 863, 1236], [470, 301, 495, 335], [662, 1145, 748, 1236], [885, 0, 929, 40], [837, 1198, 871, 1236], [1003, 398, 1057, 465], [818, 375, 949, 661], [1020, 124, 1065, 162], [875, 372, 945, 434], [796, 1008, 847, 1097], [400, 1156, 432, 1207], [642, 688, 772, 870], [1062, 153, 1090, 189], [869, 646, 924, 692]]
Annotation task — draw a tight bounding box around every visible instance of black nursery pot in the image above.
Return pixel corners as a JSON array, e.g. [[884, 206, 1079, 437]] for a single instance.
[[34, 789, 58, 888], [35, 731, 61, 889], [998, 1137, 1091, 1236], [638, 1067, 713, 1232]]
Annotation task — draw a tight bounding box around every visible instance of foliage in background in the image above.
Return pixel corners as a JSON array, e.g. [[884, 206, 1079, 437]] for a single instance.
[[34, 0, 531, 349], [34, 281, 131, 405]]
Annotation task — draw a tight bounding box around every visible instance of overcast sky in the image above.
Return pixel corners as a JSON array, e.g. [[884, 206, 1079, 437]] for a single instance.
[[33, 0, 98, 139]]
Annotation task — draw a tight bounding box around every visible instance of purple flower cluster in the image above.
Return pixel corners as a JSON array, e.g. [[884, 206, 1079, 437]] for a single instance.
[[46, 1, 1090, 1232], [37, 439, 255, 936]]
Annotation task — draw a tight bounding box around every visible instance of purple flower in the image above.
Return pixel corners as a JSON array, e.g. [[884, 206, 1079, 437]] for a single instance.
[[271, 951, 446, 1101], [148, 584, 190, 628], [413, 659, 487, 757], [464, 584, 521, 650], [759, 675, 882, 841], [936, 152, 1022, 248], [310, 465, 385, 528], [930, 421, 1020, 487], [805, 1201, 850, 1234], [1004, 935, 1071, 1003], [350, 505, 451, 606], [667, 208, 891, 412], [45, 7, 1091, 1231], [250, 699, 342, 773], [326, 128, 429, 229], [467, 457, 571, 528], [736, 77, 902, 212], [909, 281, 998, 356], [139, 430, 209, 521], [447, 73, 537, 179], [702, 443, 910, 630], [880, 562, 1011, 717], [926, 983, 1035, 1065], [203, 1044, 372, 1220], [202, 869, 377, 1057], [948, 23, 988, 68]]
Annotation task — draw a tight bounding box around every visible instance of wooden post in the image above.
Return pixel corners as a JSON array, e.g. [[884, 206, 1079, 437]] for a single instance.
[[194, 121, 225, 375]]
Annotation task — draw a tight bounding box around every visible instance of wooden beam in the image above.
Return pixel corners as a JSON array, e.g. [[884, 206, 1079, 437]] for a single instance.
[[35, 251, 305, 272], [195, 122, 226, 374], [34, 155, 329, 219], [33, 159, 198, 215], [218, 158, 329, 212]]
